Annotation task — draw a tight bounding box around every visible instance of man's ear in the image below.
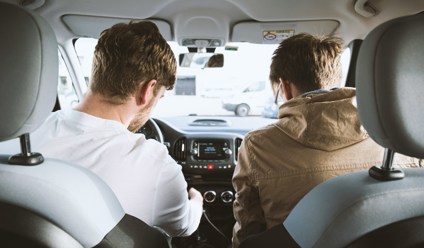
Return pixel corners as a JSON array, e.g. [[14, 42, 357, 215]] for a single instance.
[[135, 79, 157, 106], [282, 79, 294, 101]]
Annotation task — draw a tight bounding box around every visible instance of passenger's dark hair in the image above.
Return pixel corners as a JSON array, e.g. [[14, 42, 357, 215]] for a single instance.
[[269, 33, 344, 93]]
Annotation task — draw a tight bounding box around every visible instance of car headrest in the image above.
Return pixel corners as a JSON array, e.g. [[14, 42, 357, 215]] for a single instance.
[[0, 2, 58, 142], [356, 12, 424, 159]]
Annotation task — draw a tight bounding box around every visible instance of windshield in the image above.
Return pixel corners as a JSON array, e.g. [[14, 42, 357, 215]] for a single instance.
[[74, 38, 349, 129]]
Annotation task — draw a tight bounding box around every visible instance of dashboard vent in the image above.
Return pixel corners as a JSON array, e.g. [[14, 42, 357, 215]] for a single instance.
[[174, 138, 187, 161], [235, 138, 243, 161]]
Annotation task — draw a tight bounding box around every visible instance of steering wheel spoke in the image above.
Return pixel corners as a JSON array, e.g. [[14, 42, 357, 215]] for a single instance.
[[135, 118, 164, 143]]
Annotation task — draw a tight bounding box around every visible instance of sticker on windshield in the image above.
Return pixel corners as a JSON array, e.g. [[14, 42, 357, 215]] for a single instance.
[[262, 29, 295, 44]]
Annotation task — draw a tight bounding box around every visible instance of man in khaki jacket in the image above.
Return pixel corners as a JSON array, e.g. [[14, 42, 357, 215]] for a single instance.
[[231, 33, 418, 248]]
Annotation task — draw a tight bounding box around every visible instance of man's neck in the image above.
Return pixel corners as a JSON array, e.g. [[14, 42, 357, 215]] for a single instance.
[[73, 91, 135, 127]]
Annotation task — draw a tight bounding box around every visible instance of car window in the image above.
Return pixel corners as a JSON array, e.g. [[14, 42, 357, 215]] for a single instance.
[[58, 51, 79, 109], [340, 47, 351, 87]]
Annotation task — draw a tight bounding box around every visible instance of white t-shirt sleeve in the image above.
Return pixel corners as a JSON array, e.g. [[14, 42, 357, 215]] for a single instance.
[[152, 155, 203, 237]]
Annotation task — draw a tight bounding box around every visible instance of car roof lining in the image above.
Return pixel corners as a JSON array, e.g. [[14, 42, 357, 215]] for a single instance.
[[0, 0, 419, 46]]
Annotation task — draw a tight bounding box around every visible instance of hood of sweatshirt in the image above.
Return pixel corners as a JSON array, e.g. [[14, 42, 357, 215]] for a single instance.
[[276, 87, 368, 151]]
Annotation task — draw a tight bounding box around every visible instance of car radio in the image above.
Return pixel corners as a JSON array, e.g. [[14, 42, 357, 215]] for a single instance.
[[179, 138, 237, 174], [191, 140, 232, 161]]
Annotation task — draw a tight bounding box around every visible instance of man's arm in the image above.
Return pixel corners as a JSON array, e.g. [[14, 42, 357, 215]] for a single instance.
[[232, 136, 266, 248], [152, 156, 203, 237]]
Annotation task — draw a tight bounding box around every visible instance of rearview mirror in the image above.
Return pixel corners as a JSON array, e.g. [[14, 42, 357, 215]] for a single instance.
[[179, 53, 224, 68]]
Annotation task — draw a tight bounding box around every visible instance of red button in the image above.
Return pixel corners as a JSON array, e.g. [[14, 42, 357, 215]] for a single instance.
[[207, 164, 214, 170]]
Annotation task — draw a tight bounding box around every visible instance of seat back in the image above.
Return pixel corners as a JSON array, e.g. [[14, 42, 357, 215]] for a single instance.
[[239, 11, 424, 248], [0, 2, 169, 247], [283, 169, 424, 248]]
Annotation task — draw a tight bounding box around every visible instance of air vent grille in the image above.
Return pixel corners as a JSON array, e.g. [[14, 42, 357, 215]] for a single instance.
[[173, 138, 187, 161], [235, 138, 243, 161]]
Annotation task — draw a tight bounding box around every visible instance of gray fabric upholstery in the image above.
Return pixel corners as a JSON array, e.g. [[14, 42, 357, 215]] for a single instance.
[[284, 169, 424, 248], [0, 2, 58, 142], [0, 155, 125, 247], [356, 12, 424, 158]]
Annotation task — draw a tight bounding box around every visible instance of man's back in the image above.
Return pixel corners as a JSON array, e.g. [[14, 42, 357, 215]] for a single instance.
[[30, 109, 202, 237], [232, 88, 418, 247]]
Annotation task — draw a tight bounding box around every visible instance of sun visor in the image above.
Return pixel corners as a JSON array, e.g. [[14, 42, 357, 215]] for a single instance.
[[62, 15, 172, 40], [232, 20, 339, 44]]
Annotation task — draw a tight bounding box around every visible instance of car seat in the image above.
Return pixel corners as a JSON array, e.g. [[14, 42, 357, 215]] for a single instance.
[[239, 11, 424, 248], [0, 2, 169, 247]]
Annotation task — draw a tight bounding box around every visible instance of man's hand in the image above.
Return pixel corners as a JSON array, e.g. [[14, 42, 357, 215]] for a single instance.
[[188, 187, 204, 206]]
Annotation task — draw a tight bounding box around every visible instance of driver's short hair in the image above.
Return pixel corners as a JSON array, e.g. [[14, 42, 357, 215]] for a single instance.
[[90, 21, 176, 104]]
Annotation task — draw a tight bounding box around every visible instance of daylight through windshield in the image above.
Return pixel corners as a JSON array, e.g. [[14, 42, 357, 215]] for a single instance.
[[73, 38, 349, 122], [75, 39, 279, 118]]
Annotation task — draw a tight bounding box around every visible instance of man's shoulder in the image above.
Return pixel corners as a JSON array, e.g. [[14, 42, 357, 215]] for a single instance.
[[244, 121, 286, 143], [38, 109, 81, 130]]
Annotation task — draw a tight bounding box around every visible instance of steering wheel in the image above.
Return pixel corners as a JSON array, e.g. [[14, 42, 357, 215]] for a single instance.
[[135, 118, 164, 143]]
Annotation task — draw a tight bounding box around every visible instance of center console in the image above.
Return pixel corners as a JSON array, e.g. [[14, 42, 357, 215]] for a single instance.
[[153, 118, 244, 247], [171, 134, 243, 247]]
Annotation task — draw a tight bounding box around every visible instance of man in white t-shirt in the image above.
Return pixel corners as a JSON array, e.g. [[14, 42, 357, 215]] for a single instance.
[[30, 21, 203, 237]]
